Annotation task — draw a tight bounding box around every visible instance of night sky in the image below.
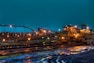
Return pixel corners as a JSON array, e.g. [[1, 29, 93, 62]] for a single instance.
[[0, 0, 94, 30]]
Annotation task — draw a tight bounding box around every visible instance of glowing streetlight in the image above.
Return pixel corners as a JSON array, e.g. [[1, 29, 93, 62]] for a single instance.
[[2, 39, 6, 42], [47, 37, 50, 40], [61, 36, 65, 40], [73, 33, 80, 38], [27, 37, 31, 41], [42, 30, 46, 33], [74, 25, 77, 28], [86, 26, 89, 30], [58, 28, 61, 31], [9, 25, 12, 28]]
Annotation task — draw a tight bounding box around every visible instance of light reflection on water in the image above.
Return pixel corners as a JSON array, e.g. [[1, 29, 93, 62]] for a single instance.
[[0, 53, 45, 63], [24, 59, 32, 63], [15, 58, 41, 63], [0, 46, 92, 63], [0, 58, 40, 63]]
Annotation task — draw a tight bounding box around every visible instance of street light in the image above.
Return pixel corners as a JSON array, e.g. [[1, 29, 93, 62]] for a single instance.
[[27, 37, 31, 41], [61, 36, 65, 40], [86, 26, 89, 30], [58, 28, 61, 31], [2, 38, 6, 42], [42, 30, 46, 33], [9, 25, 13, 28], [73, 33, 80, 38], [47, 37, 50, 40], [74, 25, 78, 28]]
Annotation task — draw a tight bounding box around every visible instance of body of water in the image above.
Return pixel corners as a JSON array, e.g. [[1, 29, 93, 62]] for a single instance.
[[0, 46, 93, 63]]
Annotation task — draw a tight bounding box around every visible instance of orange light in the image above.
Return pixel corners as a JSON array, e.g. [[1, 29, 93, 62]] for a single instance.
[[80, 29, 85, 33], [27, 38, 31, 41], [80, 29, 90, 34], [2, 39, 6, 42], [61, 36, 65, 40], [43, 30, 46, 33], [73, 33, 80, 38]]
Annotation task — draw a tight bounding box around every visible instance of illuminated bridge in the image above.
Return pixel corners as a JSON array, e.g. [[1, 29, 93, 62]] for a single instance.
[[0, 24, 36, 43], [0, 24, 53, 42], [0, 24, 34, 33]]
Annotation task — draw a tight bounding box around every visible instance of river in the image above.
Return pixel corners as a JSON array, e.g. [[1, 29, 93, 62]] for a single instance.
[[0, 46, 93, 63]]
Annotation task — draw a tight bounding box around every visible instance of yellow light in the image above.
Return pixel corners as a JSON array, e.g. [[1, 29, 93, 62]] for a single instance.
[[80, 29, 90, 34], [43, 30, 46, 33], [80, 29, 85, 33], [47, 37, 50, 40], [61, 36, 65, 40], [2, 39, 6, 42], [74, 33, 80, 38], [27, 38, 31, 41]]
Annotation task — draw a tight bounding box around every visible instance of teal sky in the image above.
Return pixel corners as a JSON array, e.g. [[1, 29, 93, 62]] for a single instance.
[[0, 0, 94, 30]]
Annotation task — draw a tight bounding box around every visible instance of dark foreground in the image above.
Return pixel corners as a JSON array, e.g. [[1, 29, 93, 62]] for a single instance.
[[39, 49, 94, 63], [0, 49, 94, 63]]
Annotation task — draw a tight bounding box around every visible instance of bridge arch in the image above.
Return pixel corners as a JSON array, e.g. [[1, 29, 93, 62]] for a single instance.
[[0, 24, 34, 33]]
